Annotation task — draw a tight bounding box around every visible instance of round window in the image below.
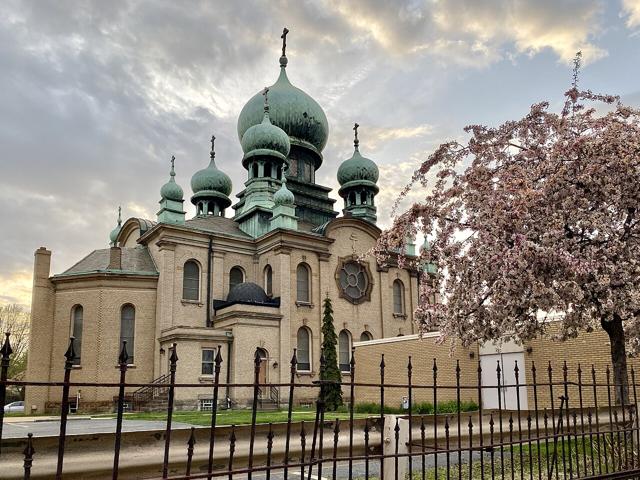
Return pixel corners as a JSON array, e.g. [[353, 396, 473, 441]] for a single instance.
[[338, 261, 369, 302]]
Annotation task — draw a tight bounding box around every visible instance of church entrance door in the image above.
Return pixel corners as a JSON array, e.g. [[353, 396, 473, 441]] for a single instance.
[[257, 348, 268, 397]]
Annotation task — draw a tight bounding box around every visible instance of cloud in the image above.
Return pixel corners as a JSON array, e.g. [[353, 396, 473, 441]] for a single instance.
[[0, 0, 633, 307], [622, 0, 640, 27], [0, 270, 33, 307], [325, 0, 606, 65]]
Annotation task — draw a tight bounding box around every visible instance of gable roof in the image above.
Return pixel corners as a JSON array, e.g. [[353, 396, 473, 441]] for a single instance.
[[56, 246, 158, 277], [184, 215, 251, 238]]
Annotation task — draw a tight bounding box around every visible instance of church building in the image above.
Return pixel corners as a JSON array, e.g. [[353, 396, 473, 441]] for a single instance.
[[25, 30, 425, 413]]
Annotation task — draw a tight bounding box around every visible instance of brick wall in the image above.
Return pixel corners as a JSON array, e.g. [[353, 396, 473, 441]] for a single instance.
[[353, 333, 479, 408]]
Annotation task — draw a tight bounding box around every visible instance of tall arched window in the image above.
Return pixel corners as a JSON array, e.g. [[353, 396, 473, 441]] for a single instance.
[[183, 260, 200, 301], [296, 327, 311, 371], [71, 305, 83, 365], [296, 263, 310, 303], [264, 265, 273, 297], [120, 304, 135, 364], [393, 279, 405, 315], [229, 266, 244, 292], [338, 329, 351, 373], [360, 331, 373, 342]]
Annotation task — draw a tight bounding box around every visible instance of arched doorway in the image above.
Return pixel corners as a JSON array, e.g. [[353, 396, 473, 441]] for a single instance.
[[256, 348, 268, 388]]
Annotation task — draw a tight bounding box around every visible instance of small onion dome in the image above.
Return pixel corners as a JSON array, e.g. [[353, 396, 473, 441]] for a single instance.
[[337, 148, 379, 186], [160, 156, 184, 201], [191, 140, 233, 197], [109, 206, 122, 246], [240, 91, 290, 166], [227, 282, 270, 304], [273, 176, 295, 206], [237, 30, 329, 158]]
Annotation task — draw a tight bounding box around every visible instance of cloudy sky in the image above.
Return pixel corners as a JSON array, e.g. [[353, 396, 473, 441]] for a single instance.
[[1, 0, 639, 307]]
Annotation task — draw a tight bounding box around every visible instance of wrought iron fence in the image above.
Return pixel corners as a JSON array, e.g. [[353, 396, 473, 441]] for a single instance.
[[1, 331, 640, 479]]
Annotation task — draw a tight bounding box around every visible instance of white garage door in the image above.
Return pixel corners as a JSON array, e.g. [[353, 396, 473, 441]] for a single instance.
[[480, 351, 528, 411]]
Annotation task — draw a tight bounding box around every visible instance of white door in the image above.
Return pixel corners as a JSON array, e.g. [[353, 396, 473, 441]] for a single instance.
[[480, 352, 528, 410]]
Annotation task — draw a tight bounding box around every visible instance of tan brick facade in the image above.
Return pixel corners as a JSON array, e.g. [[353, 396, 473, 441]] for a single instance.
[[25, 217, 423, 412]]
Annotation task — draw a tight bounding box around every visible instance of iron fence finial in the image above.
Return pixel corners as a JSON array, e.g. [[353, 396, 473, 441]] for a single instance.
[[118, 341, 129, 366]]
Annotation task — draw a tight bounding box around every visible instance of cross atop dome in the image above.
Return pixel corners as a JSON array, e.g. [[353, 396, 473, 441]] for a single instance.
[[353, 122, 360, 149], [280, 27, 289, 67]]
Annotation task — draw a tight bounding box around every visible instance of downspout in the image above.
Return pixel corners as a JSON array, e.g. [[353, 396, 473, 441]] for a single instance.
[[206, 236, 213, 327], [226, 335, 233, 405]]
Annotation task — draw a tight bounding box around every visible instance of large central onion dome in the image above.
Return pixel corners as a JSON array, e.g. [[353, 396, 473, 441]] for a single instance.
[[237, 31, 329, 156]]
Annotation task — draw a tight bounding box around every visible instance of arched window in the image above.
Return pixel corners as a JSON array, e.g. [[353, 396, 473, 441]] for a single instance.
[[183, 260, 200, 301], [71, 305, 83, 366], [252, 162, 259, 179], [120, 304, 135, 363], [229, 266, 244, 292], [264, 265, 273, 297], [296, 263, 310, 303], [338, 329, 351, 373], [393, 279, 405, 315], [360, 331, 373, 342], [296, 327, 311, 371]]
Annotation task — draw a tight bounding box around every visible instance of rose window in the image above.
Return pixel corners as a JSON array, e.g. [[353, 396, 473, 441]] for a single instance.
[[338, 261, 369, 302]]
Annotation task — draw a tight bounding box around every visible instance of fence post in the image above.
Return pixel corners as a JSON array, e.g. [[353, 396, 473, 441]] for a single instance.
[[55, 337, 76, 480], [207, 345, 223, 479], [23, 432, 35, 480], [162, 343, 178, 479], [112, 341, 129, 480], [383, 414, 408, 479], [0, 332, 13, 455]]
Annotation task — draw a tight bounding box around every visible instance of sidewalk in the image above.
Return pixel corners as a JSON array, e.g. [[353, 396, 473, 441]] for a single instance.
[[3, 414, 91, 423]]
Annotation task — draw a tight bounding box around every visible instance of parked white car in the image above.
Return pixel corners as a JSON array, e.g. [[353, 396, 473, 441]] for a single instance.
[[4, 401, 24, 413]]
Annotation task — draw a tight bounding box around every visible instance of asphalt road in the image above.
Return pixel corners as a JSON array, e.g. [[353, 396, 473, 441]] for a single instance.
[[2, 418, 193, 439]]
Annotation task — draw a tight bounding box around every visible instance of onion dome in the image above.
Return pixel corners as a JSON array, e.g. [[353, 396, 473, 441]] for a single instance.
[[337, 123, 379, 187], [191, 138, 232, 196], [109, 206, 122, 246], [237, 28, 329, 158], [240, 87, 290, 164], [227, 282, 270, 304], [273, 173, 295, 206], [160, 156, 184, 201], [191, 136, 233, 215]]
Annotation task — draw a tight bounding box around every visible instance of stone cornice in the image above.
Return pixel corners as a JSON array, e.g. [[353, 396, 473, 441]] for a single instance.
[[158, 326, 231, 343]]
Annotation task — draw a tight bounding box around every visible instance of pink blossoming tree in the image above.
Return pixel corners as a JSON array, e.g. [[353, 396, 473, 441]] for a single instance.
[[375, 56, 640, 403]]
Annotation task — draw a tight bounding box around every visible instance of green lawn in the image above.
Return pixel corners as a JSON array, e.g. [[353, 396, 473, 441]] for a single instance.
[[98, 409, 370, 426]]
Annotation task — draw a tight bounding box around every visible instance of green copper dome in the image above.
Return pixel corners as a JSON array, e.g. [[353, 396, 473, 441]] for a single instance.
[[191, 156, 232, 197], [241, 109, 290, 162], [274, 177, 295, 206], [337, 148, 379, 185], [237, 65, 328, 155], [160, 156, 184, 201]]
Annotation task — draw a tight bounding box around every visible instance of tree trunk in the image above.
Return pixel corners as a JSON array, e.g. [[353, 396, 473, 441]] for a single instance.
[[601, 315, 629, 405]]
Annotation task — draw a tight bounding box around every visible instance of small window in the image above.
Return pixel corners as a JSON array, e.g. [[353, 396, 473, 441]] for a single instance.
[[252, 162, 259, 178], [202, 349, 215, 375], [120, 305, 135, 363], [199, 398, 214, 411], [393, 279, 405, 315], [229, 267, 244, 292], [71, 305, 83, 365], [183, 261, 200, 301], [339, 330, 351, 373], [297, 327, 311, 371], [264, 265, 273, 297], [296, 263, 310, 303], [360, 331, 373, 342]]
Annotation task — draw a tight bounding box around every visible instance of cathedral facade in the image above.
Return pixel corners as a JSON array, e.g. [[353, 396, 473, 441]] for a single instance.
[[25, 32, 423, 413]]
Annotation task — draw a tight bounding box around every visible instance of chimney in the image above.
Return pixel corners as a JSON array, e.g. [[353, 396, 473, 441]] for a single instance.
[[108, 246, 122, 270]]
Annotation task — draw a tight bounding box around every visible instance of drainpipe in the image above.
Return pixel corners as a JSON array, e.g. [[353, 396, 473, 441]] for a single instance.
[[225, 333, 233, 405], [206, 236, 213, 327]]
